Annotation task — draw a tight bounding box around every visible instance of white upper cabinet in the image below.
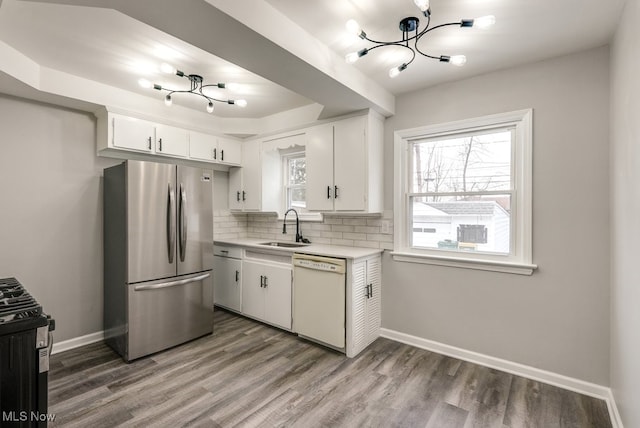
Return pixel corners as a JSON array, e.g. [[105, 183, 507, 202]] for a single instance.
[[190, 131, 241, 166], [97, 110, 241, 167], [155, 124, 189, 158], [229, 139, 262, 211], [306, 111, 384, 213], [111, 115, 155, 153], [217, 137, 242, 166]]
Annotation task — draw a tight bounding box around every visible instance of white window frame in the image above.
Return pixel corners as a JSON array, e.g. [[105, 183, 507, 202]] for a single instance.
[[280, 150, 323, 222], [392, 109, 537, 275]]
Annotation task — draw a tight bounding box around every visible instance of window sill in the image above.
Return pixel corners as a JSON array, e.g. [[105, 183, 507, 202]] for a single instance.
[[390, 251, 537, 275]]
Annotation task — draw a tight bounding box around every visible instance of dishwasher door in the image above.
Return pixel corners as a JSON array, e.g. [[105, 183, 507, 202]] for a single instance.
[[292, 254, 346, 349]]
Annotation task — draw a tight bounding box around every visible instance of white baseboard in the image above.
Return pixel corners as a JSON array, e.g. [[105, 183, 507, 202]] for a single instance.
[[51, 330, 104, 355], [380, 328, 623, 428]]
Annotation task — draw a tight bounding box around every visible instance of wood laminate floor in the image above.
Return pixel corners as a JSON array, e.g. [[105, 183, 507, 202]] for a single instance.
[[48, 309, 612, 428]]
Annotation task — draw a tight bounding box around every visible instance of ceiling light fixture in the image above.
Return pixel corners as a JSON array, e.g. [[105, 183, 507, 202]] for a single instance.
[[139, 63, 247, 113], [345, 0, 495, 78]]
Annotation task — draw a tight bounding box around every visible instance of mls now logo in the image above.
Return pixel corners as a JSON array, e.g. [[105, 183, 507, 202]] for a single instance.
[[2, 411, 56, 422]]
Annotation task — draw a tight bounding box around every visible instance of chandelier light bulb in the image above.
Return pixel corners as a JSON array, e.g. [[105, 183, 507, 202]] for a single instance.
[[235, 99, 248, 108], [345, 52, 360, 64], [345, 48, 369, 64], [389, 63, 408, 78], [450, 55, 467, 66], [164, 94, 172, 106], [474, 15, 496, 29], [346, 19, 361, 35], [160, 62, 176, 74], [413, 0, 430, 12], [138, 78, 152, 89], [206, 102, 214, 113]]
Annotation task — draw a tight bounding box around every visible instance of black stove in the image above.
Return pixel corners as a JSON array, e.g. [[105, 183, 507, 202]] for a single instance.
[[0, 277, 55, 427]]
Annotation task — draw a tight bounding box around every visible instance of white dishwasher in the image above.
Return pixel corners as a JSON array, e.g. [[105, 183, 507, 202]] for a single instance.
[[292, 254, 346, 349]]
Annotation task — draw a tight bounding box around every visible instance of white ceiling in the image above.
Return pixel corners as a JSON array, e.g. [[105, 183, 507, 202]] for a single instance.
[[0, 0, 626, 119]]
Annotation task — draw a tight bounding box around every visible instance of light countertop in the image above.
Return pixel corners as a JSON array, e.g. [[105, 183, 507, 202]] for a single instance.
[[214, 238, 383, 260]]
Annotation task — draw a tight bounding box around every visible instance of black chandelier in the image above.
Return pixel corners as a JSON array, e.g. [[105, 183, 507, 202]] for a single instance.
[[139, 63, 247, 113], [344, 0, 495, 78]]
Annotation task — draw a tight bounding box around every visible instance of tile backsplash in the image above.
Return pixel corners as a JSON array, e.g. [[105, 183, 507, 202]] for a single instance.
[[214, 210, 393, 250]]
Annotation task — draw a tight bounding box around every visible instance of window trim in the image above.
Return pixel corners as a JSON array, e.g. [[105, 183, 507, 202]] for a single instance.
[[280, 150, 323, 222], [392, 109, 537, 275]]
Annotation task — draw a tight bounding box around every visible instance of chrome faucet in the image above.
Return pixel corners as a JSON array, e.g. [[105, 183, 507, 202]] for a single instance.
[[283, 208, 310, 243]]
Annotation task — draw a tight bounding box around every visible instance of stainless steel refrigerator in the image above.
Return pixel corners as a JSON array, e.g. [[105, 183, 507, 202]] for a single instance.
[[103, 160, 214, 362]]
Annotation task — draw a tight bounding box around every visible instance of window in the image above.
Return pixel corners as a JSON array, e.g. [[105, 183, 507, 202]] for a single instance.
[[284, 152, 307, 211], [393, 109, 536, 275]]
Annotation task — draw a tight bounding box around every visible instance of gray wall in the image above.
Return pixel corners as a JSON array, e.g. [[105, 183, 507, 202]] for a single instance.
[[0, 95, 119, 342], [382, 47, 611, 385], [610, 0, 640, 425]]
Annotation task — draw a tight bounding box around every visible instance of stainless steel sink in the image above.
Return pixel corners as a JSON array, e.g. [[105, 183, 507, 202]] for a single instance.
[[259, 241, 310, 248]]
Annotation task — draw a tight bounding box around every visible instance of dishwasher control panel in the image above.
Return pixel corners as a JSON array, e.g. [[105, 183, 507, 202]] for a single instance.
[[292, 255, 346, 274]]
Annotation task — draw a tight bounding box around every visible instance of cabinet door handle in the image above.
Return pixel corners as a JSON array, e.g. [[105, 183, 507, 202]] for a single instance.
[[264, 276, 268, 287], [260, 275, 264, 287], [334, 185, 339, 198], [235, 270, 239, 282], [159, 138, 163, 151], [237, 191, 241, 202], [242, 191, 246, 201], [213, 148, 217, 160], [221, 150, 224, 161], [327, 185, 331, 199], [147, 136, 152, 150]]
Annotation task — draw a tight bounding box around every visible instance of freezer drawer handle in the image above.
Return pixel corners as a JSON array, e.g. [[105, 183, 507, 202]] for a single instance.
[[167, 183, 176, 264], [134, 272, 211, 291], [179, 183, 187, 262]]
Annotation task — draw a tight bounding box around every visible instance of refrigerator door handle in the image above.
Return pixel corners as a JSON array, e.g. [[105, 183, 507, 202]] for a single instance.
[[167, 183, 176, 264], [179, 183, 188, 262], [133, 272, 211, 291]]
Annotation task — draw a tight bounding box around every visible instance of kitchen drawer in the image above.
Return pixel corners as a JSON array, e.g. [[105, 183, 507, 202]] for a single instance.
[[213, 245, 242, 259]]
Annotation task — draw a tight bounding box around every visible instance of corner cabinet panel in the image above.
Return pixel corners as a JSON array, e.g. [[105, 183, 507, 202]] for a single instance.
[[347, 254, 382, 357], [365, 256, 382, 341], [350, 261, 368, 355], [112, 115, 154, 153]]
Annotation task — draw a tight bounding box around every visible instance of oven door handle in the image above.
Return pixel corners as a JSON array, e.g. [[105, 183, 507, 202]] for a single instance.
[[133, 272, 210, 291]]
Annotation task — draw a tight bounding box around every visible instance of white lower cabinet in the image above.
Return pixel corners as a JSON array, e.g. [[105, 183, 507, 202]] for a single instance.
[[347, 254, 382, 357], [213, 255, 242, 312], [242, 259, 292, 330]]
